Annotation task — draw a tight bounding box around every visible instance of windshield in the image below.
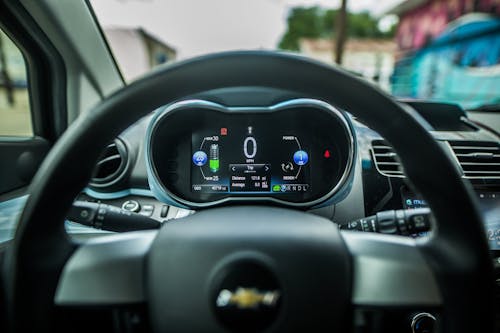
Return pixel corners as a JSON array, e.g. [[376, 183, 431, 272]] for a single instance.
[[91, 0, 500, 110]]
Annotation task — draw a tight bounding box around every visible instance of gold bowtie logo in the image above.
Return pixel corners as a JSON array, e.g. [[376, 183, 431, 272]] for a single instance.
[[216, 287, 280, 309]]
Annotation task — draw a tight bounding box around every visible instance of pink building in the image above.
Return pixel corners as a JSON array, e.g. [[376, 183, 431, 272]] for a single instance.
[[387, 0, 500, 52]]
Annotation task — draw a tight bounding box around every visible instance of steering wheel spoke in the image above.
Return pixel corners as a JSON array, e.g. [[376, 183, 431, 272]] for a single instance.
[[342, 231, 442, 307], [55, 231, 155, 306]]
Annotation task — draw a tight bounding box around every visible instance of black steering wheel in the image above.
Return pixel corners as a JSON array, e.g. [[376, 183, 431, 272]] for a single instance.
[[4, 51, 495, 332]]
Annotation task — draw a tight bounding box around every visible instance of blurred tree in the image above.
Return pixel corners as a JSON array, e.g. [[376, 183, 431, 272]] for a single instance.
[[0, 33, 14, 106], [335, 0, 348, 64], [278, 7, 325, 51], [279, 6, 396, 51]]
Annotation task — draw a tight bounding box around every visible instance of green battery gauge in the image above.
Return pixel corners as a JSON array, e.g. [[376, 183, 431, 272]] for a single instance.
[[209, 144, 219, 172]]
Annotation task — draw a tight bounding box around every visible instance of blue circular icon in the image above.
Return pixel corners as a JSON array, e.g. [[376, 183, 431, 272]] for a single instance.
[[192, 151, 207, 166], [293, 150, 309, 166]]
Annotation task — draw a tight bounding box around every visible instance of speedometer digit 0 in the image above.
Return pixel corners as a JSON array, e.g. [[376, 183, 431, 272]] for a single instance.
[[244, 136, 257, 159]]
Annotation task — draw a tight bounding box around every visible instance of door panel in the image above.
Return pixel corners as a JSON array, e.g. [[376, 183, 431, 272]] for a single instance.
[[0, 137, 50, 195]]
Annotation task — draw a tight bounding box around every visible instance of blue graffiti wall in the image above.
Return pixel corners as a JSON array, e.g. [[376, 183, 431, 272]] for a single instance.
[[392, 14, 500, 109]]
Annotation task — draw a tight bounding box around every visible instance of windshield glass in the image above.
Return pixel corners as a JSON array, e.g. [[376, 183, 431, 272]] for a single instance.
[[91, 0, 500, 110]]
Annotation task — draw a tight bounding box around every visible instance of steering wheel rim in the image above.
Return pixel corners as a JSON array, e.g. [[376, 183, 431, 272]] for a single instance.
[[5, 51, 494, 332]]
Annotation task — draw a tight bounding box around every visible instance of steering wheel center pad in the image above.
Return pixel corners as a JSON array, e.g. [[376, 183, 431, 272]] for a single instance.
[[149, 206, 351, 332]]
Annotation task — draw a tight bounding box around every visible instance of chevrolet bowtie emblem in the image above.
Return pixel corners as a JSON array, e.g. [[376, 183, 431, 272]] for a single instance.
[[216, 287, 280, 309]]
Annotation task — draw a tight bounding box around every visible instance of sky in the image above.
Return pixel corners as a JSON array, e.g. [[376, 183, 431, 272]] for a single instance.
[[91, 0, 403, 59]]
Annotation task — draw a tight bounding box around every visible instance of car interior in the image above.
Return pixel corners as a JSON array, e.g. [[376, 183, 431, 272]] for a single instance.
[[0, 1, 499, 333]]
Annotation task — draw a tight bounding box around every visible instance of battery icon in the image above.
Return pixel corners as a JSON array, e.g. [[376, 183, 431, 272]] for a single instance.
[[209, 144, 220, 172]]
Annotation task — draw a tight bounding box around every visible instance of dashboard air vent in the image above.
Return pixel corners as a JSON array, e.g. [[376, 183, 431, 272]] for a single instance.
[[448, 141, 500, 179], [371, 140, 404, 177], [90, 139, 128, 188]]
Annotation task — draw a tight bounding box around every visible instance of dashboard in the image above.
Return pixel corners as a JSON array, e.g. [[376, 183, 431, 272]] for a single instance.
[[77, 88, 500, 251]]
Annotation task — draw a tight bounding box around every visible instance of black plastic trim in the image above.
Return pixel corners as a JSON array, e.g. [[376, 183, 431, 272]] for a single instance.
[[84, 0, 126, 86]]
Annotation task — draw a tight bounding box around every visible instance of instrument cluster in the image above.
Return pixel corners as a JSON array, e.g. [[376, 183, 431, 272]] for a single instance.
[[146, 99, 355, 208]]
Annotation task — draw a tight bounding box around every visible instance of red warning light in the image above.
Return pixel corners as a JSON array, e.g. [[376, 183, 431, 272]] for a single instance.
[[324, 149, 331, 158], [220, 128, 227, 136]]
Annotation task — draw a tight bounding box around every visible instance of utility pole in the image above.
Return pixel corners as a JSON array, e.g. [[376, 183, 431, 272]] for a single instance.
[[0, 33, 14, 106], [334, 0, 348, 65]]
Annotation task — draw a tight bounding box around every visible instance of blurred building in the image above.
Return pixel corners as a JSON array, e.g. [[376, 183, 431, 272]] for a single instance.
[[388, 0, 500, 53], [104, 27, 176, 82], [387, 0, 500, 108], [299, 38, 397, 90]]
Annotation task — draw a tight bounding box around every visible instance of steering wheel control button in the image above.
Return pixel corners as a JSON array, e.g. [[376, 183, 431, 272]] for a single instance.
[[293, 150, 308, 165], [411, 312, 436, 333], [122, 200, 140, 212], [212, 259, 281, 332], [192, 151, 208, 166], [139, 204, 155, 217], [67, 202, 96, 224], [376, 210, 398, 234], [160, 205, 169, 218], [339, 208, 432, 236], [407, 211, 431, 233]]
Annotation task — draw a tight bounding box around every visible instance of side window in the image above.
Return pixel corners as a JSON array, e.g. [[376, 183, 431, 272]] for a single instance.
[[0, 28, 32, 136]]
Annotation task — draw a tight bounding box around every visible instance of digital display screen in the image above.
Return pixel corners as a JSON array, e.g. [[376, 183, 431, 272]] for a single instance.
[[191, 125, 311, 195], [149, 103, 353, 206], [402, 188, 500, 250], [481, 192, 500, 250]]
